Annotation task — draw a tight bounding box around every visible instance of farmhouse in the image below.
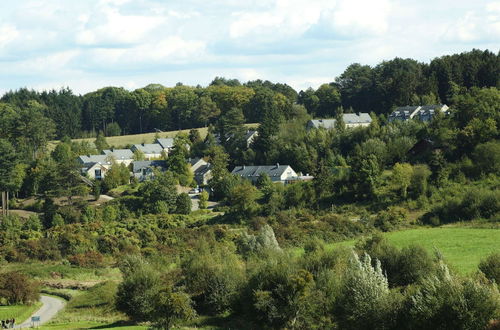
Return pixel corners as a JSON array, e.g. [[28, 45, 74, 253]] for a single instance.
[[307, 113, 372, 130], [388, 104, 449, 122], [231, 164, 301, 184]]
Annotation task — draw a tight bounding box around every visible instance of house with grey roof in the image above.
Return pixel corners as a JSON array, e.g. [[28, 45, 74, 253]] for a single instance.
[[101, 149, 134, 166], [307, 113, 372, 130], [156, 138, 175, 153], [131, 143, 164, 160], [231, 164, 300, 184], [189, 158, 213, 185], [132, 160, 168, 181], [77, 155, 114, 179], [388, 104, 449, 122]]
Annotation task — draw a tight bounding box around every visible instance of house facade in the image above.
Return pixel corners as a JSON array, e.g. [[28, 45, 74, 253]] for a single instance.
[[231, 164, 299, 184], [388, 104, 449, 122], [307, 113, 372, 130]]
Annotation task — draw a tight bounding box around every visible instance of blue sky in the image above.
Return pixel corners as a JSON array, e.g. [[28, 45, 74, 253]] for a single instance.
[[0, 0, 498, 95]]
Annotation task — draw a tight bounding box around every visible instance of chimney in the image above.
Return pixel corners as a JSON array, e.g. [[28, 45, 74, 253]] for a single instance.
[[276, 163, 280, 168], [243, 165, 245, 170]]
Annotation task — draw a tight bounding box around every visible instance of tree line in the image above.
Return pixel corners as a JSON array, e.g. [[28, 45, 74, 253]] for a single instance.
[[0, 49, 497, 140]]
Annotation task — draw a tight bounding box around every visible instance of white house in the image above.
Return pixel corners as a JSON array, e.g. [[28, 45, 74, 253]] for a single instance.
[[189, 158, 212, 185]]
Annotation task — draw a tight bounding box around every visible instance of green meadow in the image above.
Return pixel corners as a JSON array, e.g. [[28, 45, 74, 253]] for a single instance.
[[329, 227, 500, 275]]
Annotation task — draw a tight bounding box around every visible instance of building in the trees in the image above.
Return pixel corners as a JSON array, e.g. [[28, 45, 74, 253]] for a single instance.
[[232, 164, 306, 184], [131, 143, 164, 160], [156, 138, 175, 154], [215, 129, 259, 148], [132, 160, 167, 181], [306, 113, 372, 130], [388, 104, 450, 122], [77, 155, 113, 179], [101, 149, 134, 166], [189, 158, 212, 185]]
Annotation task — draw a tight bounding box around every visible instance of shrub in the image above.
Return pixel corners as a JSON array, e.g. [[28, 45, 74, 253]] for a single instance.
[[479, 253, 500, 284], [334, 253, 396, 329], [0, 272, 40, 305], [183, 246, 245, 315], [116, 255, 162, 322], [176, 193, 191, 214], [150, 287, 196, 330], [406, 263, 500, 330]]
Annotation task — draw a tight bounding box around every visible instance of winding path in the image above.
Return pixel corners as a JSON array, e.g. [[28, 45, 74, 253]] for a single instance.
[[15, 295, 66, 328]]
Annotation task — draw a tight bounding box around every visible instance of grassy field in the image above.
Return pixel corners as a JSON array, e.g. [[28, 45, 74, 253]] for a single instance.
[[48, 123, 259, 150], [326, 227, 500, 275], [0, 302, 42, 323]]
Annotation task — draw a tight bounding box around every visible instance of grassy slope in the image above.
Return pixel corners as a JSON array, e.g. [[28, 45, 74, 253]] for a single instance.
[[42, 282, 143, 330], [0, 302, 42, 322], [331, 227, 500, 275]]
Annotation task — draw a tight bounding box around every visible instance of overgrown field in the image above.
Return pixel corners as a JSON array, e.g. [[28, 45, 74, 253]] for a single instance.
[[331, 227, 500, 274]]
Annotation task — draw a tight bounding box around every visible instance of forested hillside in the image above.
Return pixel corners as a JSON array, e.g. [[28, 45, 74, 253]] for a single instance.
[[1, 49, 497, 139], [0, 49, 499, 329]]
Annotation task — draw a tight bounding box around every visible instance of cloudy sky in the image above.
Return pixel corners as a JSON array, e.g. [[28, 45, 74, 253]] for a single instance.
[[0, 0, 498, 95]]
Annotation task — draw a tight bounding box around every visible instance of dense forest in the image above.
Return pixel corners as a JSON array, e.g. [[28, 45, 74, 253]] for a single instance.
[[0, 49, 499, 329]]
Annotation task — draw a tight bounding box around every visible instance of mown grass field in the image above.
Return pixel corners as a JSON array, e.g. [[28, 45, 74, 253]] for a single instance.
[[328, 227, 500, 275], [0, 302, 41, 323], [48, 123, 259, 150]]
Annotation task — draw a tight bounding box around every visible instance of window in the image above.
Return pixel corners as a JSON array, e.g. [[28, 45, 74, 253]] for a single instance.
[[95, 169, 102, 179]]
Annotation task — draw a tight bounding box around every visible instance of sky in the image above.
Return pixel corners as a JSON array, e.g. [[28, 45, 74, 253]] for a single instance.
[[0, 0, 499, 95]]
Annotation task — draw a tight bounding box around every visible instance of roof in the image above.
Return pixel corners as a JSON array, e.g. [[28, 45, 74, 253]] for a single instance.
[[231, 164, 293, 178], [132, 160, 167, 172], [78, 155, 112, 165], [156, 138, 175, 149], [343, 113, 372, 124], [132, 143, 164, 154], [194, 164, 211, 176], [308, 113, 372, 129], [102, 149, 134, 159], [244, 130, 258, 141]]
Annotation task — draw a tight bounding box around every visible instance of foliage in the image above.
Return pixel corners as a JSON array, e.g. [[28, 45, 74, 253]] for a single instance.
[[116, 255, 162, 322], [175, 193, 191, 215], [479, 253, 500, 284], [0, 272, 40, 305]]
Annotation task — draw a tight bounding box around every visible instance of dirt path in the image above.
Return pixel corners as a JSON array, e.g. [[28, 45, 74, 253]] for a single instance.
[[15, 295, 65, 328]]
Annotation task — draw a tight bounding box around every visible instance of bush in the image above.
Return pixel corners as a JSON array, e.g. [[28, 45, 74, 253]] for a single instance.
[[183, 246, 245, 315], [0, 272, 40, 305], [479, 253, 500, 284], [176, 193, 191, 214], [406, 263, 500, 330], [116, 255, 162, 322]]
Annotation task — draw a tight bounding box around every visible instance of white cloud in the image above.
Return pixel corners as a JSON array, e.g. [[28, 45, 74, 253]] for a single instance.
[[442, 1, 500, 42], [0, 24, 19, 47], [76, 6, 166, 46]]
